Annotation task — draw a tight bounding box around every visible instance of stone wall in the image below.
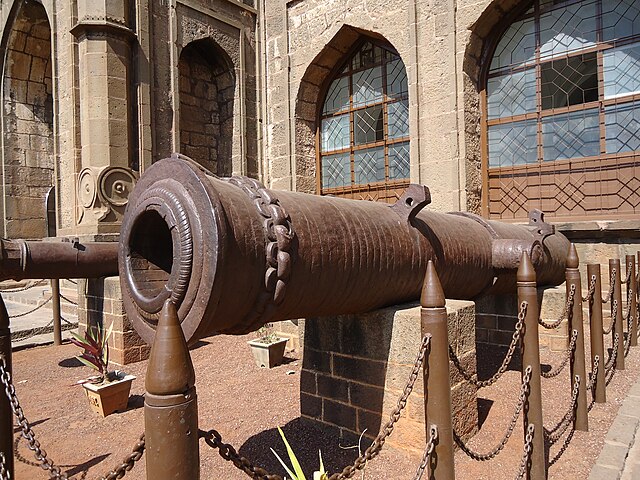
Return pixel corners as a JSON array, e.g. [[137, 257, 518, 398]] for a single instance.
[[300, 301, 478, 454]]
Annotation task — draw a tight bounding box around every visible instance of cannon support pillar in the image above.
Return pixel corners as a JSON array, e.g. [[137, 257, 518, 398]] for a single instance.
[[144, 300, 199, 480]]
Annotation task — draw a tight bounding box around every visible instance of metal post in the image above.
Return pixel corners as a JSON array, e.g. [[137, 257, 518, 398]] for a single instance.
[[144, 300, 199, 480], [566, 245, 588, 431], [610, 259, 625, 370], [0, 295, 14, 478], [626, 255, 637, 347], [421, 261, 455, 480], [51, 279, 62, 346], [517, 252, 546, 480], [587, 264, 606, 403]]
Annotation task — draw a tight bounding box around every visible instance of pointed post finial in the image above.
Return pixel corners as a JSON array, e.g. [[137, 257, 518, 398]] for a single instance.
[[517, 251, 536, 283], [145, 300, 196, 396], [421, 260, 445, 308], [567, 243, 579, 269]]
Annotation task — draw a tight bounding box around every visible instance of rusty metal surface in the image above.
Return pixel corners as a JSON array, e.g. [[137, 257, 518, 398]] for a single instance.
[[587, 264, 606, 404], [0, 238, 118, 281], [119, 155, 570, 344]]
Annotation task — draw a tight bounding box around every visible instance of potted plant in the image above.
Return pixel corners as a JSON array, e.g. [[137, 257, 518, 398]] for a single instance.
[[247, 323, 288, 368], [70, 323, 135, 417]]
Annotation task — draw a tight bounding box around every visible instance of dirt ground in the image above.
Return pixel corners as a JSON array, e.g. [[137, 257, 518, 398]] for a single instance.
[[6, 328, 640, 480]]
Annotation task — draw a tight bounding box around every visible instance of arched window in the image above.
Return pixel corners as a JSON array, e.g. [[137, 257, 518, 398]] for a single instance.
[[318, 41, 410, 203], [484, 0, 640, 221]]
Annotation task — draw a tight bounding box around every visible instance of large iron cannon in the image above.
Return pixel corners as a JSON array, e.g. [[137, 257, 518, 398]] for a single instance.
[[119, 155, 570, 345]]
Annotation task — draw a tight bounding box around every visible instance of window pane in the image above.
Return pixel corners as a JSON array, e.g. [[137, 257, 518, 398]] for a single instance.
[[389, 142, 410, 180], [605, 101, 640, 153], [602, 0, 640, 41], [321, 114, 350, 153], [323, 76, 350, 115], [487, 69, 536, 119], [353, 66, 383, 107], [322, 153, 351, 189], [354, 147, 385, 184], [352, 42, 383, 70], [488, 120, 538, 167], [489, 18, 536, 72], [603, 42, 640, 99], [539, 1, 597, 60], [354, 105, 384, 145], [540, 53, 598, 110], [388, 100, 409, 139], [387, 58, 408, 99], [542, 108, 600, 160]]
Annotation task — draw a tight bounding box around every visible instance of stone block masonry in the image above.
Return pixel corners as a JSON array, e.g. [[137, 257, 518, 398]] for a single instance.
[[300, 300, 478, 454]]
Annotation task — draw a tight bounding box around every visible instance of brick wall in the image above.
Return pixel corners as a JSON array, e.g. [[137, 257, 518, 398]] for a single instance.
[[300, 301, 478, 454]]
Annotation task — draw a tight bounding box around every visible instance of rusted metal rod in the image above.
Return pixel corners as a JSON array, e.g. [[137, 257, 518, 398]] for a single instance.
[[587, 264, 606, 403], [626, 255, 637, 347], [0, 238, 118, 282], [566, 245, 588, 431], [144, 299, 199, 480], [421, 261, 455, 480], [0, 295, 13, 478], [51, 279, 62, 346], [517, 252, 546, 480], [611, 259, 625, 370]]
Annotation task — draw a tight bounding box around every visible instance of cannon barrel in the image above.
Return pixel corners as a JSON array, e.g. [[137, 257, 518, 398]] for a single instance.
[[0, 238, 118, 281], [119, 156, 570, 344]]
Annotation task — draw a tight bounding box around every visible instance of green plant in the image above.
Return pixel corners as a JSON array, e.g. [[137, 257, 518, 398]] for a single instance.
[[256, 322, 280, 344], [70, 322, 116, 384], [270, 427, 328, 480]]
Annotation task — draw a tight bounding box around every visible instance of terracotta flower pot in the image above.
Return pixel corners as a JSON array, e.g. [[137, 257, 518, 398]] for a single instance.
[[247, 338, 288, 368], [82, 374, 136, 417]]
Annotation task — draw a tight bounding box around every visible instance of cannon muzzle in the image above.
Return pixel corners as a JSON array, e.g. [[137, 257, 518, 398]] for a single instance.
[[120, 156, 570, 344]]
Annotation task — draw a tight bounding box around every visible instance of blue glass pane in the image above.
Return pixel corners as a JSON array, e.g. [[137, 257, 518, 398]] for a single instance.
[[602, 0, 640, 41], [539, 1, 597, 60], [323, 76, 350, 115], [603, 42, 640, 99], [322, 153, 351, 189], [354, 147, 385, 184], [489, 18, 536, 72], [387, 58, 408, 99], [488, 120, 538, 168], [542, 109, 600, 160], [353, 66, 383, 107], [388, 100, 409, 139], [487, 69, 536, 119], [389, 142, 410, 180], [605, 101, 640, 153], [354, 105, 383, 145], [321, 114, 349, 153]]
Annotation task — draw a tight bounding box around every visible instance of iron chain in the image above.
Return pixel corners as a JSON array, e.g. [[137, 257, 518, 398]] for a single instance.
[[545, 375, 580, 444], [541, 329, 577, 379], [582, 275, 597, 303], [450, 302, 527, 388], [453, 366, 532, 461], [622, 264, 632, 285], [0, 280, 47, 293], [8, 296, 52, 318], [202, 334, 433, 480], [0, 452, 8, 480], [411, 425, 438, 480], [588, 355, 600, 412], [514, 424, 535, 480], [603, 300, 617, 335], [0, 356, 144, 480], [539, 285, 574, 330], [603, 269, 616, 304], [606, 333, 620, 372]]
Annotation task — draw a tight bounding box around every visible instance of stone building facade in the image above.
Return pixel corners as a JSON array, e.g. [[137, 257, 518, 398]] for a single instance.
[[1, 0, 639, 454]]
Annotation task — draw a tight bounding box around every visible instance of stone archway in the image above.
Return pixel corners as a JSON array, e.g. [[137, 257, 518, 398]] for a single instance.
[[2, 0, 54, 239], [178, 38, 235, 176]]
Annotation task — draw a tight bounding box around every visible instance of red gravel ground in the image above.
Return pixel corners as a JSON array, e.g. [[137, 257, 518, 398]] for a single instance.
[[7, 328, 640, 480]]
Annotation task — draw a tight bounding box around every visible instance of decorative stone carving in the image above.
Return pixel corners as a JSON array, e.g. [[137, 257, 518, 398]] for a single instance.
[[77, 166, 138, 225]]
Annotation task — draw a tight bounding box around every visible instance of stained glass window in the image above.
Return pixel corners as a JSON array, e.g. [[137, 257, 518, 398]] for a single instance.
[[319, 41, 410, 201]]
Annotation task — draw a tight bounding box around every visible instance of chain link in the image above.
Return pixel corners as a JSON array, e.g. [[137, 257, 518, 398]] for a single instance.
[[582, 275, 597, 303], [453, 366, 532, 461], [8, 296, 53, 318], [0, 452, 9, 480], [0, 356, 144, 480], [622, 264, 632, 284], [605, 333, 620, 372], [514, 424, 535, 480], [603, 269, 616, 304], [545, 375, 580, 444], [203, 334, 433, 480], [603, 300, 617, 335], [411, 425, 438, 480], [541, 329, 578, 379], [588, 355, 600, 413], [0, 280, 47, 293], [539, 285, 574, 330], [450, 302, 527, 389], [59, 294, 78, 306]]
